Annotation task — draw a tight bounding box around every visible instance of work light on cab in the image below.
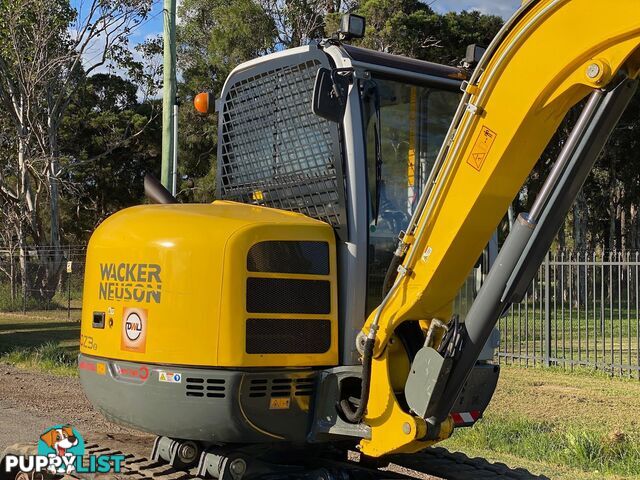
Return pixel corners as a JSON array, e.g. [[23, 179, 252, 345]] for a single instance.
[[338, 14, 365, 41]]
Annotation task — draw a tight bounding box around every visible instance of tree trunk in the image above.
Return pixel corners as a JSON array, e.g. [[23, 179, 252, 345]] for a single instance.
[[573, 190, 588, 250], [629, 204, 637, 250], [45, 113, 64, 300], [608, 156, 617, 251]]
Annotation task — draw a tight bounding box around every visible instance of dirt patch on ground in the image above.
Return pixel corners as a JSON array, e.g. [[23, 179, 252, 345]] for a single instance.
[[0, 363, 153, 455]]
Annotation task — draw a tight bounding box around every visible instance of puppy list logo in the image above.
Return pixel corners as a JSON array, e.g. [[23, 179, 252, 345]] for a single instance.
[[3, 425, 124, 475]]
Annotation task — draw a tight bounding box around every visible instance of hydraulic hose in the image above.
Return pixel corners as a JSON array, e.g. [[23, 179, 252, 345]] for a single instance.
[[339, 336, 375, 423], [381, 252, 403, 297]]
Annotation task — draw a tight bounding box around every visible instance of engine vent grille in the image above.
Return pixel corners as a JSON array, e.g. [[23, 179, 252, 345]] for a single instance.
[[294, 377, 315, 397], [246, 318, 331, 354], [248, 377, 315, 398], [247, 241, 329, 275], [185, 377, 226, 398], [271, 378, 292, 398], [249, 378, 268, 398], [246, 278, 330, 314]]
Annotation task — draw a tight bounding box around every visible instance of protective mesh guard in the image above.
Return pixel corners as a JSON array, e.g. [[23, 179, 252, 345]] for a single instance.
[[246, 319, 331, 354], [218, 59, 344, 229], [247, 241, 329, 275], [246, 277, 331, 314]]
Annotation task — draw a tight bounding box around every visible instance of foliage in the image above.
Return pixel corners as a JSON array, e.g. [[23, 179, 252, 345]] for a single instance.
[[0, 0, 638, 266], [59, 73, 162, 239], [175, 0, 279, 201], [353, 1, 503, 65], [1, 341, 78, 376], [0, 0, 155, 301], [447, 415, 640, 478]]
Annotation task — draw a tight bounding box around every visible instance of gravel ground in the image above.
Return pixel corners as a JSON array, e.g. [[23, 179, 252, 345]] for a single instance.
[[0, 363, 446, 478], [0, 363, 154, 458]]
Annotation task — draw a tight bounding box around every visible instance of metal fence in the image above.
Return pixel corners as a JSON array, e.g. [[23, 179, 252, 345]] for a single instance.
[[498, 251, 640, 377], [3, 244, 640, 377], [0, 245, 86, 318]]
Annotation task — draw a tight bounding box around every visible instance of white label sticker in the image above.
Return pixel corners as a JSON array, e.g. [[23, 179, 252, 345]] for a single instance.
[[158, 371, 182, 383]]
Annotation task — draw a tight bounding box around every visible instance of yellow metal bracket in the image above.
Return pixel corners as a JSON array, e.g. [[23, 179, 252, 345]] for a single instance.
[[359, 344, 454, 457]]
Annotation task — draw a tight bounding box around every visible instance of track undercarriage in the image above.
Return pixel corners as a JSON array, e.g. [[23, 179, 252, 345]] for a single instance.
[[1, 435, 548, 480]]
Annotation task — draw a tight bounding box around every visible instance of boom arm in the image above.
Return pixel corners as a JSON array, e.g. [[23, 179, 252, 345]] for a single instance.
[[357, 0, 640, 457]]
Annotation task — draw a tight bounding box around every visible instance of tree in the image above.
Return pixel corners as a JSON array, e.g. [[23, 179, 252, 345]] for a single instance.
[[176, 0, 278, 201], [353, 1, 503, 65], [0, 0, 152, 300], [59, 74, 162, 241]]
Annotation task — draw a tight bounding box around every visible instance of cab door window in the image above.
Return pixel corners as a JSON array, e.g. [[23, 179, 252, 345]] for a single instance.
[[364, 78, 460, 315]]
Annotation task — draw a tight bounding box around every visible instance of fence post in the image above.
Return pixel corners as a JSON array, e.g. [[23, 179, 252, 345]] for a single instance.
[[544, 252, 551, 367], [67, 246, 71, 320], [22, 259, 26, 314]]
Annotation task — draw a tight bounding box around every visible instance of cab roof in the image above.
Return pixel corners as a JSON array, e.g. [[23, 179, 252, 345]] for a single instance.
[[342, 44, 466, 81]]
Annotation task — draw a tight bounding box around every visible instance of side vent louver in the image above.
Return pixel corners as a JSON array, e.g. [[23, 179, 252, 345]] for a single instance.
[[249, 378, 268, 398], [271, 378, 292, 398], [185, 377, 226, 398], [294, 377, 315, 397], [248, 376, 315, 398]]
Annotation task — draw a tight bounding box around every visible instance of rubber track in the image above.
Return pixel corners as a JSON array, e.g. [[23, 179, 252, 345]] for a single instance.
[[2, 443, 549, 480], [386, 447, 549, 480]]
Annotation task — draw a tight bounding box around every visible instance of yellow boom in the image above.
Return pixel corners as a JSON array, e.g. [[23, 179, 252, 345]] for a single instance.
[[360, 0, 640, 457]]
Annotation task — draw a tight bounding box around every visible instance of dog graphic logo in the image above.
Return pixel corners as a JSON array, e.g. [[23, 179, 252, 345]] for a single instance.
[[37, 425, 84, 474]]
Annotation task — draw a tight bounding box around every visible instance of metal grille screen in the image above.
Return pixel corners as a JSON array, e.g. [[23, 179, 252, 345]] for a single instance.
[[219, 59, 343, 228], [246, 319, 331, 354]]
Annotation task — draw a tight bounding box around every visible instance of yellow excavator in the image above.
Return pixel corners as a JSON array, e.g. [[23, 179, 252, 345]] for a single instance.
[[77, 0, 640, 477]]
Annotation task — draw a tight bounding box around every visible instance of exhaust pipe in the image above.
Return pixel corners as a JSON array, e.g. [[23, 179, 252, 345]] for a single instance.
[[144, 174, 178, 204]]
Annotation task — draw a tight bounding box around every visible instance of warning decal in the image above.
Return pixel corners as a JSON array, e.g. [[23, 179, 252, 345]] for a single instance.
[[269, 397, 291, 410], [158, 370, 182, 383], [466, 126, 497, 171]]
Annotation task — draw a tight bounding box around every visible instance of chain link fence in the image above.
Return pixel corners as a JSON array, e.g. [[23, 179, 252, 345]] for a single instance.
[[498, 251, 640, 378], [3, 244, 640, 377], [0, 245, 86, 318]]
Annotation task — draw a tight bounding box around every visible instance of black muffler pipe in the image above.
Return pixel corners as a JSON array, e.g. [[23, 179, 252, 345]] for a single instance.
[[144, 174, 178, 204], [426, 77, 638, 426]]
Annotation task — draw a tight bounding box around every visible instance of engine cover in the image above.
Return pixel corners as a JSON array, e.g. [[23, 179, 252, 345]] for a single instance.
[[80, 200, 339, 368]]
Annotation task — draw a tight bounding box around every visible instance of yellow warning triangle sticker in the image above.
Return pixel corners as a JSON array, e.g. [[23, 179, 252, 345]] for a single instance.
[[159, 372, 167, 382]]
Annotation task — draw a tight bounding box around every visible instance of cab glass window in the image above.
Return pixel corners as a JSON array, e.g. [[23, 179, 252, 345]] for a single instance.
[[364, 77, 460, 315]]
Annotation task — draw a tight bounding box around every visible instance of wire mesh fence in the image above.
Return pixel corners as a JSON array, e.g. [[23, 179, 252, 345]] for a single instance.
[[0, 245, 86, 318], [498, 251, 640, 378], [2, 244, 640, 377]]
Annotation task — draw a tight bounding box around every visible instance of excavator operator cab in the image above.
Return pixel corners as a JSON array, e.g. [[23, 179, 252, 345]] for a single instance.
[[215, 41, 496, 363], [79, 33, 499, 459]]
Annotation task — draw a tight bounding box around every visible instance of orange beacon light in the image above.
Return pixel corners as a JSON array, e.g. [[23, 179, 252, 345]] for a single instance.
[[194, 92, 212, 114]]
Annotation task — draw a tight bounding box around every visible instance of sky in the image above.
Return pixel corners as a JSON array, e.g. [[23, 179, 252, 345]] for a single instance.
[[431, 0, 521, 19]]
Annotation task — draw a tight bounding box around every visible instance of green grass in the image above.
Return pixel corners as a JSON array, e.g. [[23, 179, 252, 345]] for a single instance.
[[2, 312, 640, 477], [498, 306, 640, 375], [442, 364, 640, 479], [1, 341, 78, 376], [445, 416, 640, 478], [0, 310, 80, 375], [0, 282, 83, 312], [502, 307, 640, 338]]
